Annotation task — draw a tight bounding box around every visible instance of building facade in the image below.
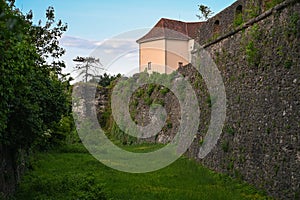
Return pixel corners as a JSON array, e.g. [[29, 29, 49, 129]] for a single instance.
[[137, 18, 203, 74]]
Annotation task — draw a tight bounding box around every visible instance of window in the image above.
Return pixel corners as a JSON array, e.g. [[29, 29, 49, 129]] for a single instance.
[[213, 20, 220, 34], [178, 62, 183, 68], [234, 5, 243, 26], [148, 62, 151, 70], [236, 5, 243, 15]]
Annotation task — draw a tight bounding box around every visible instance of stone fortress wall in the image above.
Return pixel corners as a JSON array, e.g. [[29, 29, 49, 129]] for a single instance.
[[184, 0, 300, 199]]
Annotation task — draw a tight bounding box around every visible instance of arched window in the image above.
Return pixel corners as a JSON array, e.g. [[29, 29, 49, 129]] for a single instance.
[[234, 5, 243, 26], [213, 20, 220, 34], [236, 5, 243, 15]]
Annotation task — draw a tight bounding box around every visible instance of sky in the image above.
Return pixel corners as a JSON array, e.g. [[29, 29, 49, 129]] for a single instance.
[[15, 0, 236, 78]]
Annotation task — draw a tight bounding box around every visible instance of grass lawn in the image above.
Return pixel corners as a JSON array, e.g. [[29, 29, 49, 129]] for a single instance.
[[14, 143, 271, 200]]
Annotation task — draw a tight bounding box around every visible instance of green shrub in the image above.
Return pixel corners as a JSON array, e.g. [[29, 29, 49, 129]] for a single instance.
[[234, 13, 243, 27], [265, 0, 284, 10], [130, 99, 139, 107], [166, 121, 173, 129], [225, 126, 235, 136], [286, 13, 300, 37], [205, 95, 217, 108], [199, 138, 204, 145], [222, 140, 230, 152], [246, 41, 260, 67], [245, 6, 260, 19], [56, 143, 89, 153], [284, 60, 293, 69], [227, 161, 234, 170], [250, 24, 261, 40], [207, 96, 212, 108], [16, 173, 107, 200], [146, 84, 156, 96], [135, 88, 144, 98], [160, 87, 170, 95], [144, 96, 153, 106]]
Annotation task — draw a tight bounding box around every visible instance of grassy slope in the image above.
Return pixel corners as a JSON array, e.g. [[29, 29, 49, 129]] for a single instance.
[[15, 144, 271, 200]]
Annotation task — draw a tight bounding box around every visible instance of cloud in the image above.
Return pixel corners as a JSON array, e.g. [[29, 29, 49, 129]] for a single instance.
[[90, 38, 139, 68], [97, 38, 138, 54], [60, 35, 101, 49], [60, 35, 138, 50], [60, 34, 140, 76]]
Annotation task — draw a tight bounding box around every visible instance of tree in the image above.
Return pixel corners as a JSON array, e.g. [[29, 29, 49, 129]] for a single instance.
[[73, 56, 104, 83], [0, 1, 70, 149], [0, 1, 72, 197], [98, 73, 121, 87], [196, 4, 214, 20], [28, 6, 68, 75]]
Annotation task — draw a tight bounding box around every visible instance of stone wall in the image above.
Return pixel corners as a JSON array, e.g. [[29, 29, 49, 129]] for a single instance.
[[198, 0, 246, 44], [188, 0, 300, 199], [198, 0, 286, 45]]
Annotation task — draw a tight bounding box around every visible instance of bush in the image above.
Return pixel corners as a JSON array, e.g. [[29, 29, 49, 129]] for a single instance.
[[234, 13, 243, 27], [134, 88, 144, 98], [146, 84, 156, 96], [166, 122, 173, 129], [265, 0, 284, 10], [246, 41, 260, 67], [16, 173, 107, 200], [225, 126, 235, 136], [222, 140, 230, 152], [160, 87, 170, 95], [56, 143, 89, 153], [144, 96, 153, 106]]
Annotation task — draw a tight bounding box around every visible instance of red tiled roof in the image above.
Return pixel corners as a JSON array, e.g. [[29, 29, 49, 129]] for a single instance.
[[137, 18, 204, 43]]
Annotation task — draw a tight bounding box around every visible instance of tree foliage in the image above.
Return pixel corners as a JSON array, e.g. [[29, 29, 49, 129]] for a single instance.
[[97, 73, 121, 87], [0, 0, 70, 149], [196, 4, 214, 20]]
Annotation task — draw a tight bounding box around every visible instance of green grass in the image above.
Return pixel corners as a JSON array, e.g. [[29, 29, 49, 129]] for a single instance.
[[14, 143, 271, 200]]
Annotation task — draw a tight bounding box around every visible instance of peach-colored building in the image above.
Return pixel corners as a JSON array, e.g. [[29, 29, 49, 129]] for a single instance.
[[137, 18, 203, 74]]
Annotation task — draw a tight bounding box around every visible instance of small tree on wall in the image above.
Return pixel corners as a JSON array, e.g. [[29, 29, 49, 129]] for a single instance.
[[196, 4, 214, 20], [73, 56, 104, 83]]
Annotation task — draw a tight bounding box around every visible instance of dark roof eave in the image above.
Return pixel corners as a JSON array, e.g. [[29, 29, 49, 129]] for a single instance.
[[137, 36, 190, 44]]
